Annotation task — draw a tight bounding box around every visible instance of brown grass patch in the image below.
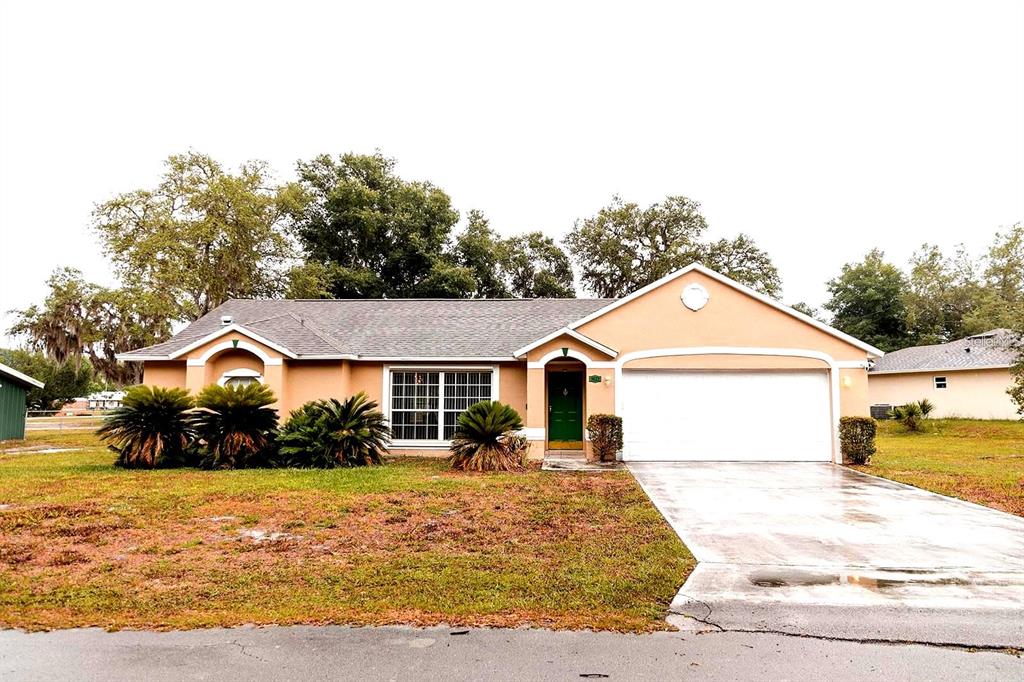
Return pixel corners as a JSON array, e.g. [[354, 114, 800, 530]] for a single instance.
[[0, 437, 692, 633]]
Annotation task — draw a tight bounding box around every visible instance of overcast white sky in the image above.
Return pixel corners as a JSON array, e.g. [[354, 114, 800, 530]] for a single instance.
[[1, 1, 1022, 345]]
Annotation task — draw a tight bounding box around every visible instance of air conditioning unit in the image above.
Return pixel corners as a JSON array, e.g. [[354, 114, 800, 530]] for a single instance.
[[869, 404, 892, 420]]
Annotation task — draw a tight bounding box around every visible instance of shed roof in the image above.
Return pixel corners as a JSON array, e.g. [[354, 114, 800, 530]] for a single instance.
[[0, 362, 45, 389]]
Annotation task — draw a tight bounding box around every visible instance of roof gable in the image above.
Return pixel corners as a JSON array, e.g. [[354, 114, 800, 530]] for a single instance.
[[513, 327, 617, 358], [566, 263, 885, 358]]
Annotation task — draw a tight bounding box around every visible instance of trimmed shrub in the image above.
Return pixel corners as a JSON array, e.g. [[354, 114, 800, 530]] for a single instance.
[[449, 401, 528, 472], [97, 385, 196, 469], [587, 414, 623, 462], [194, 383, 279, 468], [888, 399, 933, 432], [839, 416, 876, 465], [275, 392, 390, 468]]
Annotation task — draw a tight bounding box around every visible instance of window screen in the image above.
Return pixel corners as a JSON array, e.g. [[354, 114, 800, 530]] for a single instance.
[[390, 370, 493, 440]]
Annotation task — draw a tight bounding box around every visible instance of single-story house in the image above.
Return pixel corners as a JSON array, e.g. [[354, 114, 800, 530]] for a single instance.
[[61, 391, 127, 415], [118, 263, 883, 462], [868, 329, 1020, 420], [0, 361, 44, 440]]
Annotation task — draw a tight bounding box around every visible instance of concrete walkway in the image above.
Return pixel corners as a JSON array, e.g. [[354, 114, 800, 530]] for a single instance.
[[2, 625, 1021, 681], [628, 462, 1024, 648]]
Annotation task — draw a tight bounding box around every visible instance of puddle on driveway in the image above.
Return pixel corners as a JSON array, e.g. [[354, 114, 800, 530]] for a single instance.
[[749, 569, 839, 588], [749, 568, 971, 591]]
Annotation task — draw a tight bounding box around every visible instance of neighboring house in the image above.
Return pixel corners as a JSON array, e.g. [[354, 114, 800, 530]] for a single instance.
[[62, 391, 127, 415], [86, 391, 125, 411], [868, 329, 1019, 420], [0, 362, 44, 440], [118, 264, 883, 462]]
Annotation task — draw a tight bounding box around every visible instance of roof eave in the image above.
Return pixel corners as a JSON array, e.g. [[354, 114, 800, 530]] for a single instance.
[[869, 364, 1013, 375]]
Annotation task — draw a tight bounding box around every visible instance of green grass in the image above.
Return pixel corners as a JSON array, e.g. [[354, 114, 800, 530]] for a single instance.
[[0, 430, 692, 632], [856, 419, 1024, 515]]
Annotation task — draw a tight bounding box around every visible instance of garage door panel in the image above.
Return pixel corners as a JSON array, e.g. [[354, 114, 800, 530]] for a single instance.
[[620, 370, 831, 461]]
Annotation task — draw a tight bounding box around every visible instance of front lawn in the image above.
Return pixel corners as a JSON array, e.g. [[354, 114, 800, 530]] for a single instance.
[[855, 419, 1024, 516], [0, 430, 692, 632]]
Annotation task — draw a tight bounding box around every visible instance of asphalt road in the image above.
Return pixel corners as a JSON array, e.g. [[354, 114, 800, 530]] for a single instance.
[[1, 624, 1020, 681]]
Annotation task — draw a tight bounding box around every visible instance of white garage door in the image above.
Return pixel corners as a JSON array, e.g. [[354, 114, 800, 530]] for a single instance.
[[619, 370, 832, 461]]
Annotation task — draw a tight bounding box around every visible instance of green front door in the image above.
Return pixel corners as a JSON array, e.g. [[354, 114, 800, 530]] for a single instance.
[[548, 371, 583, 442]]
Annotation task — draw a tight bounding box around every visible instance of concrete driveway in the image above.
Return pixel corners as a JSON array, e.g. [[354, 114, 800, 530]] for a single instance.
[[628, 462, 1024, 647]]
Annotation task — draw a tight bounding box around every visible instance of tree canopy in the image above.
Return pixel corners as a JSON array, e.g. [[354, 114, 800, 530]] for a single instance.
[[9, 268, 172, 385], [451, 211, 574, 298], [93, 152, 300, 321], [291, 152, 462, 298], [563, 195, 781, 298], [823, 224, 1024, 354], [823, 249, 912, 352]]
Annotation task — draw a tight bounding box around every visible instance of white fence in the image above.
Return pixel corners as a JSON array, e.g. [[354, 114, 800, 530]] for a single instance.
[[25, 411, 105, 431]]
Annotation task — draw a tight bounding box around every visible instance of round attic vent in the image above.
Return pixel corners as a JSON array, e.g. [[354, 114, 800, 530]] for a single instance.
[[681, 283, 710, 311]]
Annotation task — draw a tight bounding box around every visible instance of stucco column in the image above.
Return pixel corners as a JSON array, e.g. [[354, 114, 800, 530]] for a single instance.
[[263, 362, 288, 415], [838, 368, 869, 417], [339, 360, 352, 396], [583, 369, 615, 419], [583, 368, 615, 461], [185, 363, 205, 396], [525, 366, 546, 458]]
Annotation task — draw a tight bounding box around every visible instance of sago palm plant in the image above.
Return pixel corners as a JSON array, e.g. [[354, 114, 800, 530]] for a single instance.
[[194, 383, 279, 468], [275, 392, 390, 468], [97, 385, 196, 469], [448, 401, 528, 472], [889, 399, 934, 432]]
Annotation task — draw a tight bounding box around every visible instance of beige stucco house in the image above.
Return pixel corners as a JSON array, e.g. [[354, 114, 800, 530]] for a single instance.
[[868, 329, 1019, 420], [119, 264, 883, 462]]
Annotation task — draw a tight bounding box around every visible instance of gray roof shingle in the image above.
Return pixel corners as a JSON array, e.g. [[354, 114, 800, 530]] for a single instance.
[[869, 329, 1018, 373], [120, 298, 616, 360]]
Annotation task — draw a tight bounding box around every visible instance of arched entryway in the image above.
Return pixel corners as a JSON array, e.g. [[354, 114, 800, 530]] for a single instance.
[[545, 357, 586, 450], [203, 349, 266, 389]]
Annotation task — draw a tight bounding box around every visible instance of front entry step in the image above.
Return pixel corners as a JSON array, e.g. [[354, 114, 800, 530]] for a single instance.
[[548, 440, 584, 450], [542, 450, 622, 472]]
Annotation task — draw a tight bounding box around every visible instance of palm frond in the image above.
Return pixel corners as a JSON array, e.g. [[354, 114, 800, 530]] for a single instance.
[[194, 383, 278, 468], [96, 385, 196, 468], [274, 392, 390, 468], [448, 401, 527, 472]]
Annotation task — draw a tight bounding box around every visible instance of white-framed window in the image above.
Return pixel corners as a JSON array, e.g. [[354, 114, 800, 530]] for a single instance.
[[385, 366, 498, 444], [219, 368, 264, 388], [933, 376, 947, 389]]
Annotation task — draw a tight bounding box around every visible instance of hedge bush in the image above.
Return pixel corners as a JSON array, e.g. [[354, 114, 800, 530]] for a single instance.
[[839, 416, 876, 465], [587, 414, 623, 462]]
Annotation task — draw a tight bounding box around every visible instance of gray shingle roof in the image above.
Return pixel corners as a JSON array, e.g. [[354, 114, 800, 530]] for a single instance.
[[120, 298, 617, 360], [869, 329, 1018, 373]]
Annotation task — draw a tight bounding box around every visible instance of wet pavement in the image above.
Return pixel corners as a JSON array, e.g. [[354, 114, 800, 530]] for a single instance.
[[628, 462, 1024, 647]]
